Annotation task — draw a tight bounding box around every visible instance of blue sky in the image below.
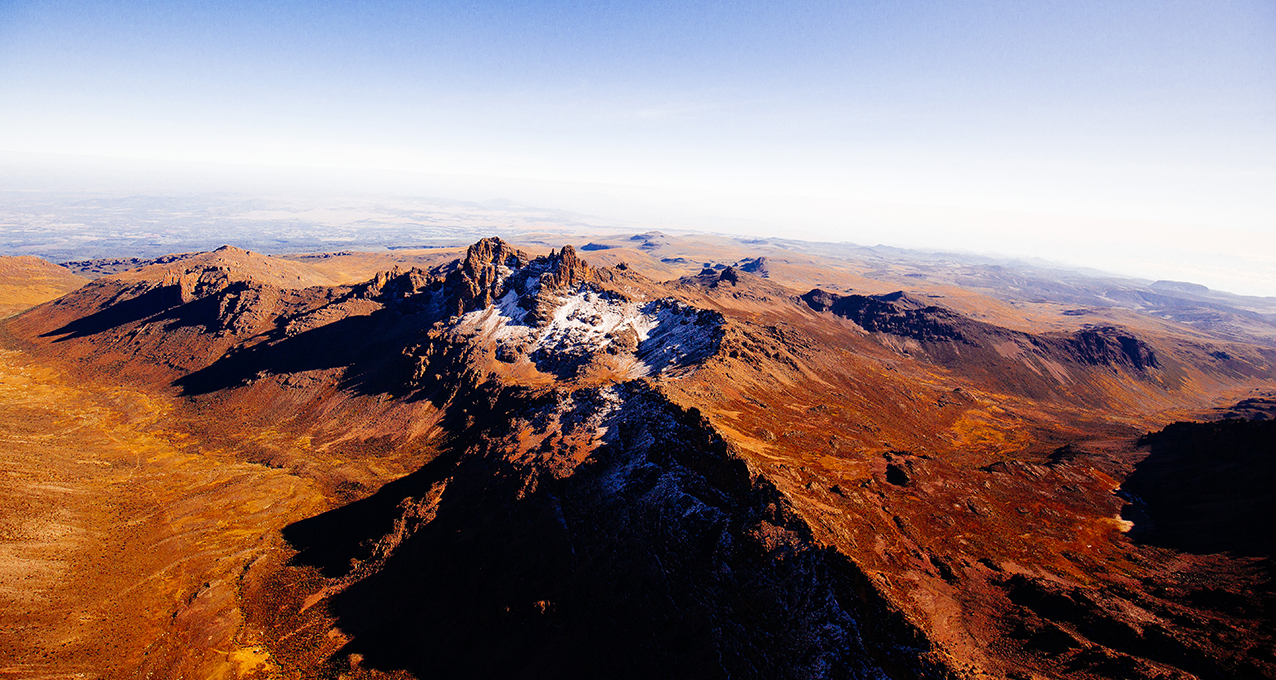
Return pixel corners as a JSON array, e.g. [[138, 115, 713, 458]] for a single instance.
[[2, 1, 1274, 293]]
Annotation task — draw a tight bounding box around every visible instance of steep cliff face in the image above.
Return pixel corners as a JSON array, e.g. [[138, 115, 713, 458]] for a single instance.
[[437, 239, 596, 320], [1123, 417, 1276, 556], [801, 287, 1160, 373], [1061, 326, 1159, 371], [447, 237, 530, 315], [802, 289, 971, 343]]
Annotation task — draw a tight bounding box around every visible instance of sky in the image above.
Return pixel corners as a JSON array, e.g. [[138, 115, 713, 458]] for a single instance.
[[1, 0, 1274, 294]]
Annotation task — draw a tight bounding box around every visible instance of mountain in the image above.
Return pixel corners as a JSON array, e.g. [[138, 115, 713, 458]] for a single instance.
[[2, 238, 1274, 679]]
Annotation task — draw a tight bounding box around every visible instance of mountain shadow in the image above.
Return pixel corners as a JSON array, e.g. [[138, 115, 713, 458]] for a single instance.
[[174, 305, 429, 398], [1122, 418, 1276, 556], [42, 284, 184, 340], [281, 382, 938, 680]]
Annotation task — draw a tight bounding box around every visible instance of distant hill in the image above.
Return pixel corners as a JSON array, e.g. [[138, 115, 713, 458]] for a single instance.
[[3, 237, 1275, 679], [0, 255, 87, 317]]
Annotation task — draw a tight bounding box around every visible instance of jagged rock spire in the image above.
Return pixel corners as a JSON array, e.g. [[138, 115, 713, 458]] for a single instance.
[[443, 239, 599, 318], [450, 238, 530, 316], [538, 244, 593, 291]]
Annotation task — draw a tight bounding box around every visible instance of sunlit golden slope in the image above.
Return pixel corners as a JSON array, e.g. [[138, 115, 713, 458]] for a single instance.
[[0, 255, 87, 317], [3, 238, 1274, 680]]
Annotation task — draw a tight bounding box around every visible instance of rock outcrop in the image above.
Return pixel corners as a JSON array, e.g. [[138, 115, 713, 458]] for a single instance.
[[802, 289, 970, 342], [1123, 418, 1276, 556], [5, 237, 1275, 680], [1063, 326, 1159, 370], [446, 238, 529, 316]]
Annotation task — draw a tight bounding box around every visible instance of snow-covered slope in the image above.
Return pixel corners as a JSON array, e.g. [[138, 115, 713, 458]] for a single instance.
[[459, 285, 721, 379]]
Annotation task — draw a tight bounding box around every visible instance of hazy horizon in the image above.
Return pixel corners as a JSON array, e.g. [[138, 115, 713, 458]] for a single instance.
[[2, 1, 1273, 294]]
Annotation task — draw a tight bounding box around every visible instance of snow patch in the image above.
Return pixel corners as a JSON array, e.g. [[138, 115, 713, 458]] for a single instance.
[[636, 300, 721, 375], [458, 286, 719, 377]]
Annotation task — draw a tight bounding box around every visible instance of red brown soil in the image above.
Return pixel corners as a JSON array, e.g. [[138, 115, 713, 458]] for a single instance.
[[2, 239, 1273, 679]]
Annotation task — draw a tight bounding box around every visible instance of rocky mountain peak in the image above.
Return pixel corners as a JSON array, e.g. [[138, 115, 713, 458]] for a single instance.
[[461, 238, 527, 276], [443, 240, 599, 319], [7, 234, 1276, 680], [801, 288, 838, 312], [448, 238, 531, 316], [538, 244, 593, 292]]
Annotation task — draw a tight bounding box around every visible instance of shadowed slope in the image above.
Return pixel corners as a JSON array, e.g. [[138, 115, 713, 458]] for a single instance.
[[1123, 418, 1276, 556], [278, 381, 938, 680], [5, 238, 1276, 680]]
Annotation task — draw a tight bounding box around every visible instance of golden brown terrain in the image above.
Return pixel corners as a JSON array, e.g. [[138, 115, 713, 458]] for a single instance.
[[2, 238, 1273, 679], [0, 256, 87, 317], [0, 344, 329, 678]]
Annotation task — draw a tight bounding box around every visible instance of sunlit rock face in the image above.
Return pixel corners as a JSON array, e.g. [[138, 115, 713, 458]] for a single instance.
[[3, 237, 1274, 680]]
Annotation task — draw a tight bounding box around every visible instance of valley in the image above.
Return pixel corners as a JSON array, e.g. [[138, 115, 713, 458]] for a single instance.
[[0, 234, 1273, 679]]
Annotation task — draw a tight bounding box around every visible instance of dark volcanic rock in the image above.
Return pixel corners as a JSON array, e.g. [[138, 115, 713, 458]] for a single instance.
[[885, 463, 910, 487], [445, 238, 529, 316], [738, 257, 770, 276], [430, 239, 599, 326], [802, 289, 968, 342], [998, 572, 1269, 680], [1063, 326, 1159, 370], [804, 289, 1163, 385], [358, 267, 434, 301], [538, 245, 593, 292], [283, 382, 940, 679]]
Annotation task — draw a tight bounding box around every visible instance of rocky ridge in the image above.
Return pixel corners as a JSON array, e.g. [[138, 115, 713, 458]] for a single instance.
[[3, 238, 1275, 679], [270, 381, 941, 679], [802, 287, 1159, 372]]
